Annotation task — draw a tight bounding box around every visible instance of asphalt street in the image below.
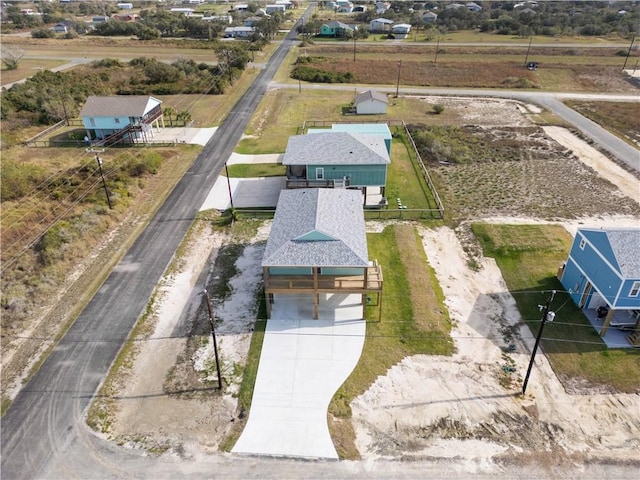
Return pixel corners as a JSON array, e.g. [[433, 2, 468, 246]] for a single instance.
[[0, 10, 310, 480]]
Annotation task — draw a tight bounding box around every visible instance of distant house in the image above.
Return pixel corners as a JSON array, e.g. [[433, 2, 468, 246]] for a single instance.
[[113, 13, 139, 22], [265, 4, 286, 14], [320, 20, 353, 37], [117, 2, 133, 9], [391, 23, 411, 35], [283, 131, 390, 197], [224, 26, 256, 38], [80, 95, 164, 145], [92, 15, 109, 23], [203, 14, 233, 24], [233, 3, 249, 11], [242, 16, 261, 27], [369, 18, 393, 33], [375, 1, 390, 14], [422, 11, 438, 24], [170, 8, 195, 15], [261, 188, 383, 319], [53, 23, 69, 33], [466, 2, 483, 12], [559, 228, 640, 342], [354, 90, 388, 116]]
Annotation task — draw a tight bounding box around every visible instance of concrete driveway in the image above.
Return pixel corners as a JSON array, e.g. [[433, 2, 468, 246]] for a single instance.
[[199, 153, 286, 210], [232, 293, 366, 459]]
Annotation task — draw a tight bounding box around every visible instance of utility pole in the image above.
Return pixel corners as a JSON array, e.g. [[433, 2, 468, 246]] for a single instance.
[[522, 290, 556, 395], [523, 36, 533, 67], [434, 36, 441, 68], [203, 289, 223, 390], [353, 34, 356, 62], [395, 60, 402, 98], [87, 149, 113, 210], [622, 34, 636, 71], [224, 162, 235, 212]]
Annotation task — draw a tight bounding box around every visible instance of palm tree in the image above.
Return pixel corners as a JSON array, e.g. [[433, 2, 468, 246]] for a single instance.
[[163, 106, 176, 126]]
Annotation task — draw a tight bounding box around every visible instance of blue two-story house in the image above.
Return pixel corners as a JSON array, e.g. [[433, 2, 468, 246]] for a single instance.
[[559, 227, 640, 342], [80, 95, 164, 146]]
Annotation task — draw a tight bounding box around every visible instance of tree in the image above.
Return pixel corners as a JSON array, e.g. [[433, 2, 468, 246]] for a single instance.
[[176, 110, 192, 126], [163, 106, 176, 126], [1, 46, 24, 71]]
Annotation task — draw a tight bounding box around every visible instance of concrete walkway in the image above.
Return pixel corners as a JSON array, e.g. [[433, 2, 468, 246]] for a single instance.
[[232, 293, 366, 459]]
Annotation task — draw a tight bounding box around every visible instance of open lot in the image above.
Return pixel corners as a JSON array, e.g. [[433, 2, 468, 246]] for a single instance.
[[286, 43, 638, 93]]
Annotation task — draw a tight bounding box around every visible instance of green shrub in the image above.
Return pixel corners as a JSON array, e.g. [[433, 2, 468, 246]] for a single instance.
[[433, 104, 445, 114], [0, 160, 47, 201]]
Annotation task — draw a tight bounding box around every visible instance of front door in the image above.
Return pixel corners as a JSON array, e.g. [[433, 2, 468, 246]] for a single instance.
[[579, 281, 592, 308]]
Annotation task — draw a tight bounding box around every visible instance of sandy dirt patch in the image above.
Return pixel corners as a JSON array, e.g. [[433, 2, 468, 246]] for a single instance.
[[351, 225, 640, 464], [543, 126, 639, 201]]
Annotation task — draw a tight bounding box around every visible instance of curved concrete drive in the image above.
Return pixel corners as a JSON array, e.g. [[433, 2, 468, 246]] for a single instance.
[[233, 293, 366, 459]]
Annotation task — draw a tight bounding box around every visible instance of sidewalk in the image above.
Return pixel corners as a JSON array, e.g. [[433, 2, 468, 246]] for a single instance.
[[232, 293, 366, 459]]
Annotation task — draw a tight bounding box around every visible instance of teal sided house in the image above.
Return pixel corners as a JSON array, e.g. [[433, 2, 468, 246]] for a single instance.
[[559, 227, 640, 346], [80, 95, 165, 146], [262, 189, 383, 319], [319, 20, 353, 37], [283, 131, 391, 203]]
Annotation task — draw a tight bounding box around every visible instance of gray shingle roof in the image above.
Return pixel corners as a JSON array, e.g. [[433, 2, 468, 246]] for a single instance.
[[605, 229, 640, 278], [80, 96, 162, 118], [262, 189, 369, 267], [355, 90, 388, 105], [282, 132, 390, 166], [581, 228, 640, 278]]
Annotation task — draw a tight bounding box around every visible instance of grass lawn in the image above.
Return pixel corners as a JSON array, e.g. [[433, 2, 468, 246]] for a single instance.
[[226, 163, 286, 177], [329, 224, 454, 459], [472, 223, 640, 393]]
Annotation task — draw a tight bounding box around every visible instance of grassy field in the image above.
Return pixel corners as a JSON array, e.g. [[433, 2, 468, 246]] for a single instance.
[[329, 224, 454, 459], [472, 223, 640, 393], [283, 42, 636, 92], [1, 59, 68, 86], [565, 100, 640, 148]]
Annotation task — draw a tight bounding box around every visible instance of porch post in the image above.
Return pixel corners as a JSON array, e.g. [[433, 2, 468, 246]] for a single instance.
[[599, 308, 615, 336], [313, 267, 319, 319]]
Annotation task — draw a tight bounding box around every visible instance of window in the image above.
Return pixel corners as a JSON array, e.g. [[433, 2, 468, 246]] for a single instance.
[[630, 281, 640, 298], [579, 238, 586, 250], [316, 168, 324, 180], [89, 118, 96, 126], [114, 117, 120, 124]]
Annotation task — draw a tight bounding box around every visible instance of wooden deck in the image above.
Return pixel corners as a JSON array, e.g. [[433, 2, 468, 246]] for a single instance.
[[265, 262, 383, 295]]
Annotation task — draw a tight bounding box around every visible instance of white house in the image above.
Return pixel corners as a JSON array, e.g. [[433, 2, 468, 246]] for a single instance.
[[355, 90, 388, 115], [170, 7, 195, 15], [224, 26, 256, 38], [369, 18, 393, 32], [203, 14, 233, 24], [391, 23, 411, 35], [466, 2, 483, 12], [265, 4, 286, 14], [117, 3, 133, 9]]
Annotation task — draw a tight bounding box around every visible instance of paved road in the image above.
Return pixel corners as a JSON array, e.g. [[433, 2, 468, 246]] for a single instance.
[[270, 82, 640, 173], [0, 10, 311, 480]]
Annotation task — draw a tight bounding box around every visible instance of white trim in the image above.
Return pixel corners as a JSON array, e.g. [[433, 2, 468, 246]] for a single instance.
[[316, 167, 324, 180], [630, 281, 640, 298]]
